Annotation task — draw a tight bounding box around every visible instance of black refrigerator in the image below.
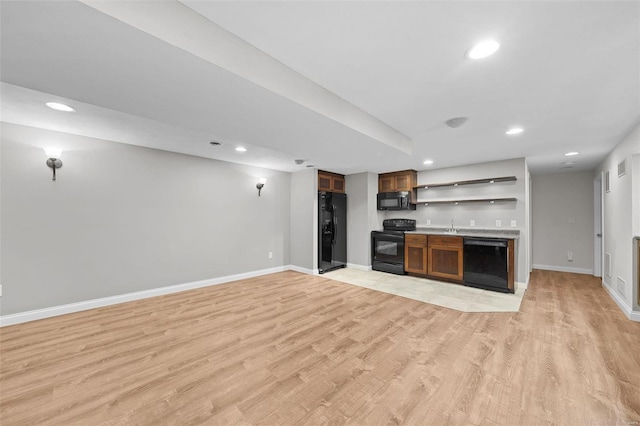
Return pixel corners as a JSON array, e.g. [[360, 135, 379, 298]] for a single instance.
[[318, 191, 347, 274]]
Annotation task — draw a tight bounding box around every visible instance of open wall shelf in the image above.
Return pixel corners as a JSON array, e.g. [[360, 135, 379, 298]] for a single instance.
[[414, 176, 516, 190], [420, 197, 517, 206]]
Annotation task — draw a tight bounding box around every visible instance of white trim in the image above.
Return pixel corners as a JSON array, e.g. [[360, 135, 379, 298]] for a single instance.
[[533, 264, 594, 275], [287, 265, 317, 275], [1, 266, 291, 327], [516, 281, 528, 290], [346, 263, 372, 271], [602, 280, 639, 322]]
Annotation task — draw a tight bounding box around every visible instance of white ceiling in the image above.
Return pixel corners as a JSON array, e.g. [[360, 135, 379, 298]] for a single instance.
[[1, 1, 638, 175]]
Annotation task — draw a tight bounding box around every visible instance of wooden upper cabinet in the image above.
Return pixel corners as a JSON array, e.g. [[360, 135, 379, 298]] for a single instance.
[[379, 175, 396, 193], [332, 175, 345, 192], [378, 170, 417, 193], [427, 236, 464, 282], [318, 170, 345, 193]]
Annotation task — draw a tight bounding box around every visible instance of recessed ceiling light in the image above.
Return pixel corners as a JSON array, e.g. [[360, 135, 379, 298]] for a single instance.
[[565, 152, 579, 156], [467, 40, 500, 59], [423, 160, 434, 165], [235, 147, 247, 152], [506, 127, 524, 135], [46, 102, 76, 112]]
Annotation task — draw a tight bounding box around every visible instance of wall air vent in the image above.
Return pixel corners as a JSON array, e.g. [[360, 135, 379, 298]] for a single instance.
[[617, 277, 626, 295], [605, 171, 610, 193], [618, 159, 627, 177], [605, 253, 612, 277]]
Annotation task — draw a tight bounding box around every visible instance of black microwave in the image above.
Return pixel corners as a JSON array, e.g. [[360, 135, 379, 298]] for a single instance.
[[377, 191, 416, 210]]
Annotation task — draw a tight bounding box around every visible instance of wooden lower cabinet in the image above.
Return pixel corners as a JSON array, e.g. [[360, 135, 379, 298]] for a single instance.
[[427, 236, 464, 282], [405, 234, 428, 275], [405, 233, 515, 289]]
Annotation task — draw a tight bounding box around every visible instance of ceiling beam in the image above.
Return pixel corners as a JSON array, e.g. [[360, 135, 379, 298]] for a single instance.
[[80, 0, 413, 154]]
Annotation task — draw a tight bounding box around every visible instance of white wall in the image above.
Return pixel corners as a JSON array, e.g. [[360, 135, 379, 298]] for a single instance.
[[595, 123, 640, 317], [531, 172, 594, 274], [289, 168, 317, 273], [0, 123, 291, 315], [346, 172, 382, 268], [384, 158, 528, 284]]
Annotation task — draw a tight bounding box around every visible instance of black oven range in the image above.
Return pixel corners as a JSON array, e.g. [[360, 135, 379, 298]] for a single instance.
[[371, 219, 416, 275]]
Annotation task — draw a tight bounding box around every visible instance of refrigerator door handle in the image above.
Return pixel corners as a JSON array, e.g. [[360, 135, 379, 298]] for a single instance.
[[332, 204, 337, 245]]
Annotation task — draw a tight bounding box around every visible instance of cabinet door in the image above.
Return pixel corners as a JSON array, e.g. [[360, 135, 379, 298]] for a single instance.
[[332, 176, 345, 193], [428, 245, 463, 281], [405, 243, 428, 275], [395, 174, 412, 191], [318, 173, 332, 192], [379, 176, 395, 192]]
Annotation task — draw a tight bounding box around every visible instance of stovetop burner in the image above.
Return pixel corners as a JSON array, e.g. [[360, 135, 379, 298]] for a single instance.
[[382, 218, 416, 232]]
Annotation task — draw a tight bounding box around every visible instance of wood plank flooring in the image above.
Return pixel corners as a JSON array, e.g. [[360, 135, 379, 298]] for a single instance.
[[1, 270, 639, 425]]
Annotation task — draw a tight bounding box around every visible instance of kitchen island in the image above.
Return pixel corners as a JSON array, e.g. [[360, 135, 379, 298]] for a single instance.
[[404, 228, 519, 293]]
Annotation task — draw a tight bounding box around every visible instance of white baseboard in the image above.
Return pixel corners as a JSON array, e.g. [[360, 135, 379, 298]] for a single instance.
[[516, 281, 528, 290], [1, 266, 293, 327], [533, 264, 594, 275], [347, 263, 372, 271], [602, 280, 640, 322], [287, 265, 317, 275]]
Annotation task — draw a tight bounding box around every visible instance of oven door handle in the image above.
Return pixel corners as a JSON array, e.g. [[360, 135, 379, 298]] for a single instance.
[[373, 233, 405, 243]]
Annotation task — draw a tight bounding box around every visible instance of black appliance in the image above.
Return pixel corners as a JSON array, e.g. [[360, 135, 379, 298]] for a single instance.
[[371, 219, 417, 275], [318, 191, 347, 274], [463, 237, 511, 293], [377, 191, 416, 211]]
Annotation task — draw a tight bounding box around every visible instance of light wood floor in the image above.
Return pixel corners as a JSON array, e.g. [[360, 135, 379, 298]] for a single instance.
[[1, 270, 639, 425]]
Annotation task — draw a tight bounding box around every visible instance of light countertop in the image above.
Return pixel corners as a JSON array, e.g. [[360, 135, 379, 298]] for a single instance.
[[406, 227, 520, 239]]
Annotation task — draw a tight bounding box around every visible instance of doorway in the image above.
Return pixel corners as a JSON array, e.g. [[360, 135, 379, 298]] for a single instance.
[[593, 173, 603, 277]]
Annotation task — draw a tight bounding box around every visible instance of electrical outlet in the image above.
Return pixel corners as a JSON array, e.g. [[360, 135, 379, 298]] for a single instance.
[[510, 220, 517, 227], [568, 251, 573, 261], [469, 219, 475, 227], [496, 220, 502, 227], [426, 219, 431, 225], [268, 252, 273, 259]]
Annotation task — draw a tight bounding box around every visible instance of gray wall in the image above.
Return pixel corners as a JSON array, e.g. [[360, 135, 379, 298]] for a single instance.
[[346, 172, 382, 268], [289, 168, 317, 272], [385, 158, 529, 284], [531, 172, 594, 274], [595, 123, 639, 312], [0, 123, 291, 315]]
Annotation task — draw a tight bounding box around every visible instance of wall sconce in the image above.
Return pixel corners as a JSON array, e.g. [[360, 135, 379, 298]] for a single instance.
[[256, 177, 267, 196], [44, 148, 63, 181]]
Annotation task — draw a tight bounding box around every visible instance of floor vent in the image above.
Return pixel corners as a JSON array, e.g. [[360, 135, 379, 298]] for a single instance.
[[605, 253, 612, 277], [618, 159, 627, 177]]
